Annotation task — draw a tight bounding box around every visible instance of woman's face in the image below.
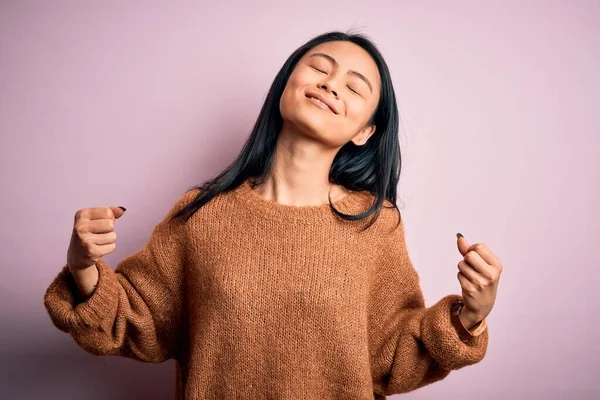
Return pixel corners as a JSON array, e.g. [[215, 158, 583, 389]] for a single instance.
[[279, 40, 382, 148]]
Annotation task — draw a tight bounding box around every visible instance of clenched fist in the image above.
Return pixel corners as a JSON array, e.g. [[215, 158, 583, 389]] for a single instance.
[[66, 206, 126, 297], [67, 206, 127, 270], [455, 232, 503, 329]]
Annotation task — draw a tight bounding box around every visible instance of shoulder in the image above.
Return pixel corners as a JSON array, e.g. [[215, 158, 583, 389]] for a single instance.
[[343, 189, 405, 236], [358, 196, 408, 256], [160, 187, 203, 225], [358, 192, 403, 234], [176, 187, 203, 210]]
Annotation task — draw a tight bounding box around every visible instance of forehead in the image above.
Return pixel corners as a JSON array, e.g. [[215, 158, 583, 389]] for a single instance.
[[304, 41, 381, 87]]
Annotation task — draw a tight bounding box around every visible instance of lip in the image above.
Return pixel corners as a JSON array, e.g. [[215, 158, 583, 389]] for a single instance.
[[305, 91, 338, 115]]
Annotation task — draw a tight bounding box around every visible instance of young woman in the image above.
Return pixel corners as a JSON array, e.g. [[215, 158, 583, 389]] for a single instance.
[[45, 31, 502, 399]]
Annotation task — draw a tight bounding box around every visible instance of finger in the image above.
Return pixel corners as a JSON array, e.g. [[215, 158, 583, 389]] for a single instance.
[[464, 251, 494, 279], [77, 207, 114, 221], [457, 271, 476, 293], [458, 260, 488, 286], [96, 242, 116, 257], [456, 233, 470, 256], [467, 243, 502, 270], [110, 206, 126, 219], [79, 206, 126, 221], [93, 231, 117, 245], [84, 219, 115, 234]]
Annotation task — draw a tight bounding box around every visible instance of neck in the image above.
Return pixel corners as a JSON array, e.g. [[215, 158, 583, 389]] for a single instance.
[[254, 122, 349, 207]]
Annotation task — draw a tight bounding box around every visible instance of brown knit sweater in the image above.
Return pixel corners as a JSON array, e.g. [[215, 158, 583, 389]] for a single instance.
[[44, 179, 488, 399]]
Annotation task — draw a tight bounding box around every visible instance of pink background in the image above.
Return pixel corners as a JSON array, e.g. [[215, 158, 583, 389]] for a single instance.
[[1, 1, 598, 399]]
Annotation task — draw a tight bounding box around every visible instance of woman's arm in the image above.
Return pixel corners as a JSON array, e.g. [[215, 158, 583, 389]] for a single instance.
[[369, 217, 488, 396], [44, 190, 197, 363]]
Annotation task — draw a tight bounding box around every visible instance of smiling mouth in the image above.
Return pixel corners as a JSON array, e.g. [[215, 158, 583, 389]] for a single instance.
[[305, 94, 337, 114]]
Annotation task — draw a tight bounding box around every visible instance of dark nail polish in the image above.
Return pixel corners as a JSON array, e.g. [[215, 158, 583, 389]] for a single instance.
[[118, 206, 127, 212], [456, 232, 463, 239]]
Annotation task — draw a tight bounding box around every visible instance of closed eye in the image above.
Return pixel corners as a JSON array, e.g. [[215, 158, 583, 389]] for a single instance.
[[347, 85, 359, 95], [311, 66, 327, 74]]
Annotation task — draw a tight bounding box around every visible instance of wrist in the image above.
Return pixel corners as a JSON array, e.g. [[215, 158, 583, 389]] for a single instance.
[[458, 307, 483, 330], [69, 263, 99, 298]]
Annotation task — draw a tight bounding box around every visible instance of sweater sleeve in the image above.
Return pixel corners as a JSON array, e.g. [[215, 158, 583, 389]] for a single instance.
[[369, 216, 488, 396], [43, 189, 197, 363]]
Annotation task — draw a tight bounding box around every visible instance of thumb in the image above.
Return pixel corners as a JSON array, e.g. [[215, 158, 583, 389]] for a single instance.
[[456, 232, 470, 256], [110, 206, 127, 220]]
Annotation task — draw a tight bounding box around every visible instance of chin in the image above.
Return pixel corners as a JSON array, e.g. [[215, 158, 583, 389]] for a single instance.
[[297, 120, 346, 148], [288, 106, 330, 135], [280, 99, 345, 145]]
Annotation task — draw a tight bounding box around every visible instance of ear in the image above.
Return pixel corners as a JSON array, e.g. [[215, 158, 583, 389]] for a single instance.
[[350, 124, 376, 146]]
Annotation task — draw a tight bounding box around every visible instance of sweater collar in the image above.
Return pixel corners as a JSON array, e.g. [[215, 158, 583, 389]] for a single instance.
[[231, 178, 373, 224]]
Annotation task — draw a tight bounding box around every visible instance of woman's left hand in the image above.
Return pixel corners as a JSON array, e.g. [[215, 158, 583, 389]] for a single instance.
[[455, 233, 503, 328]]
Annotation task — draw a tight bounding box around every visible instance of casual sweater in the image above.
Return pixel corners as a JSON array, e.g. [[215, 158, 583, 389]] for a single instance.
[[44, 179, 488, 399]]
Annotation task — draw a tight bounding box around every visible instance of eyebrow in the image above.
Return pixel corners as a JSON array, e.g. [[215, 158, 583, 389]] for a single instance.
[[309, 52, 373, 93]]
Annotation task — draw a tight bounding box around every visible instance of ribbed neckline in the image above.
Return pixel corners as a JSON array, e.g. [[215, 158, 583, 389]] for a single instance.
[[231, 178, 370, 224]]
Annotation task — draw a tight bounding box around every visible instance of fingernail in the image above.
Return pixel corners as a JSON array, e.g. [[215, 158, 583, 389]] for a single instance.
[[456, 232, 463, 239], [118, 206, 127, 212]]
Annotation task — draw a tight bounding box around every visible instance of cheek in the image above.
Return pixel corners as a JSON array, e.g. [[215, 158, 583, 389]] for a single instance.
[[279, 87, 297, 120], [279, 75, 303, 116], [345, 98, 373, 126]]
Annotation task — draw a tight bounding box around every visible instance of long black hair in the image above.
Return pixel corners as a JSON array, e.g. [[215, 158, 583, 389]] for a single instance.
[[172, 30, 402, 229]]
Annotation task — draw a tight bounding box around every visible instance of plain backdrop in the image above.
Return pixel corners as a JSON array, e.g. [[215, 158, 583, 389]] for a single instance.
[[1, 1, 598, 399]]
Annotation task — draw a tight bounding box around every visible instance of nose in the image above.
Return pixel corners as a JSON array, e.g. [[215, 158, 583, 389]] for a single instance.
[[319, 83, 338, 98]]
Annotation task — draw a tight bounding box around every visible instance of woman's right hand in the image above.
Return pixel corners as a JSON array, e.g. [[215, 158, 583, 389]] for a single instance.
[[66, 206, 126, 297], [67, 206, 126, 270]]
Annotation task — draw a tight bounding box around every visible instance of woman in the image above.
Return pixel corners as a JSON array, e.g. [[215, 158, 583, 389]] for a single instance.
[[44, 31, 502, 399]]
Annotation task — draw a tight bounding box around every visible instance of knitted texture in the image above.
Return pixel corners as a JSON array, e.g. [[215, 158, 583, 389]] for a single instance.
[[44, 179, 488, 399]]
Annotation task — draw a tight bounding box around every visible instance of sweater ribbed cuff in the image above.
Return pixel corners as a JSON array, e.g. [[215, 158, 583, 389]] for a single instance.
[[72, 259, 120, 329], [420, 294, 489, 370], [44, 259, 120, 332]]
